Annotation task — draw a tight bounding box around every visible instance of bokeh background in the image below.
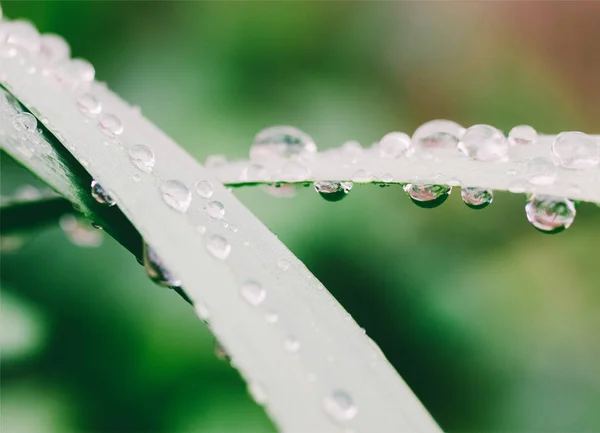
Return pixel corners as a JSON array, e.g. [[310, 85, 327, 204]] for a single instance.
[[2, 1, 600, 432]]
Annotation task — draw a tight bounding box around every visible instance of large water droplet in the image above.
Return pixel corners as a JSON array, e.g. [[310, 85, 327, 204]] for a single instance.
[[160, 180, 191, 213], [458, 124, 508, 162], [378, 132, 412, 158], [526, 156, 557, 185], [98, 113, 123, 136], [323, 390, 358, 423], [12, 113, 36, 132], [403, 184, 451, 208], [76, 93, 102, 116], [204, 201, 225, 220], [461, 187, 493, 210], [314, 181, 353, 202], [551, 131, 599, 169], [90, 180, 116, 206], [206, 235, 231, 260], [525, 195, 576, 234], [143, 243, 181, 287], [240, 280, 266, 306], [508, 125, 537, 145], [412, 120, 465, 149], [129, 144, 155, 173], [250, 126, 316, 162], [68, 58, 95, 82], [194, 302, 210, 320], [194, 180, 214, 198]]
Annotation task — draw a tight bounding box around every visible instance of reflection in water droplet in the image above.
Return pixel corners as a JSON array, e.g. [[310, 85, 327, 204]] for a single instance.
[[461, 187, 493, 210], [76, 93, 102, 115], [323, 390, 358, 423], [314, 181, 353, 202], [527, 157, 557, 185], [160, 180, 191, 213], [403, 184, 451, 208], [143, 242, 181, 287], [204, 201, 225, 220], [412, 120, 464, 149], [90, 180, 116, 206], [250, 125, 316, 161], [98, 113, 123, 136], [129, 144, 155, 172], [525, 195, 576, 234], [240, 280, 266, 306], [508, 125, 537, 145], [458, 124, 508, 162], [378, 132, 411, 158], [40, 33, 70, 63], [206, 234, 231, 260], [380, 173, 394, 184], [551, 131, 599, 169]]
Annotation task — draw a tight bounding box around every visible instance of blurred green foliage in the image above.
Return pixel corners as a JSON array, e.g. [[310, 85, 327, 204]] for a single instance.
[[1, 2, 599, 432]]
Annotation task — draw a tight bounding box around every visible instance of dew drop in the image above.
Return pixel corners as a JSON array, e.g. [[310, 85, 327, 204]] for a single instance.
[[98, 113, 123, 136], [248, 382, 268, 405], [194, 302, 210, 320], [461, 187, 493, 210], [526, 156, 557, 185], [194, 180, 214, 198], [380, 173, 394, 184], [240, 280, 266, 306], [458, 124, 508, 162], [204, 201, 225, 220], [196, 225, 207, 235], [206, 234, 231, 260], [229, 224, 238, 233], [143, 243, 181, 287], [412, 120, 465, 149], [130, 173, 141, 182], [508, 125, 537, 145], [12, 112, 37, 132], [90, 180, 116, 206], [378, 132, 411, 158], [314, 181, 353, 202], [129, 144, 155, 173], [280, 161, 310, 182], [508, 179, 527, 194], [284, 336, 300, 353], [351, 169, 372, 183], [76, 93, 101, 115], [277, 258, 290, 271], [323, 390, 358, 423], [160, 180, 191, 213], [525, 195, 576, 234], [403, 184, 451, 208], [242, 164, 268, 182], [551, 131, 599, 169], [250, 125, 316, 162], [68, 58, 95, 82], [262, 184, 297, 197]]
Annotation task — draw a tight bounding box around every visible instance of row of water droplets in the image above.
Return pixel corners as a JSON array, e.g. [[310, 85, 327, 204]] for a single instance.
[[1, 18, 358, 423]]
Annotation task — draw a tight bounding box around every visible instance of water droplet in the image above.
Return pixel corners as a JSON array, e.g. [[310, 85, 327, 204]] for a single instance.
[[526, 156, 557, 185], [143, 243, 181, 287], [240, 280, 266, 306], [40, 33, 70, 63], [250, 125, 316, 161], [506, 168, 518, 176], [380, 173, 394, 184], [265, 311, 279, 324], [194, 302, 210, 320], [160, 180, 191, 213], [403, 184, 451, 208], [262, 184, 297, 198], [194, 180, 214, 198], [378, 132, 411, 158], [314, 181, 353, 202], [98, 114, 123, 136], [323, 390, 358, 423], [128, 144, 155, 172], [280, 161, 310, 182], [248, 382, 268, 405], [12, 113, 37, 132], [508, 125, 537, 145], [90, 180, 116, 206], [284, 336, 300, 353], [525, 195, 576, 234], [551, 131, 599, 169], [76, 93, 101, 115], [59, 214, 103, 247], [196, 225, 207, 236], [351, 169, 372, 183], [412, 120, 465, 149], [458, 124, 508, 162], [229, 224, 238, 233], [205, 154, 227, 169], [213, 338, 230, 361], [446, 177, 461, 187], [68, 58, 95, 82], [508, 179, 527, 194], [461, 187, 493, 210], [204, 201, 225, 220], [206, 234, 231, 260], [242, 164, 268, 182], [277, 258, 290, 271], [130, 173, 141, 182]]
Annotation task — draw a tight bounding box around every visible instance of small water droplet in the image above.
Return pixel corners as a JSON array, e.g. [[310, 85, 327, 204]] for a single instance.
[[351, 169, 372, 183], [551, 131, 599, 169], [412, 120, 465, 149], [262, 184, 297, 197], [378, 132, 411, 158], [525, 195, 576, 234], [143, 243, 181, 287], [508, 125, 537, 145], [280, 161, 310, 182], [446, 177, 461, 187], [461, 187, 493, 210], [129, 144, 155, 172], [194, 180, 214, 198], [242, 164, 268, 182], [130, 173, 141, 182], [12, 112, 37, 132], [160, 180, 191, 213], [403, 184, 451, 208], [323, 390, 358, 423], [204, 201, 225, 220], [277, 258, 290, 271], [229, 224, 238, 233], [213, 338, 230, 361], [265, 311, 279, 324], [526, 156, 557, 185], [196, 225, 207, 235], [194, 302, 210, 320], [76, 93, 101, 115], [458, 124, 508, 162], [380, 173, 394, 184], [248, 382, 268, 405], [98, 113, 123, 136], [67, 58, 95, 82], [250, 125, 316, 161], [284, 336, 300, 353], [240, 280, 266, 306], [508, 179, 527, 194], [90, 180, 116, 206], [314, 181, 353, 202], [206, 234, 231, 260]]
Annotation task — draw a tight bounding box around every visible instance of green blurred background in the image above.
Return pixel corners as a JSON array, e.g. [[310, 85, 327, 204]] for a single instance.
[[1, 1, 600, 432]]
